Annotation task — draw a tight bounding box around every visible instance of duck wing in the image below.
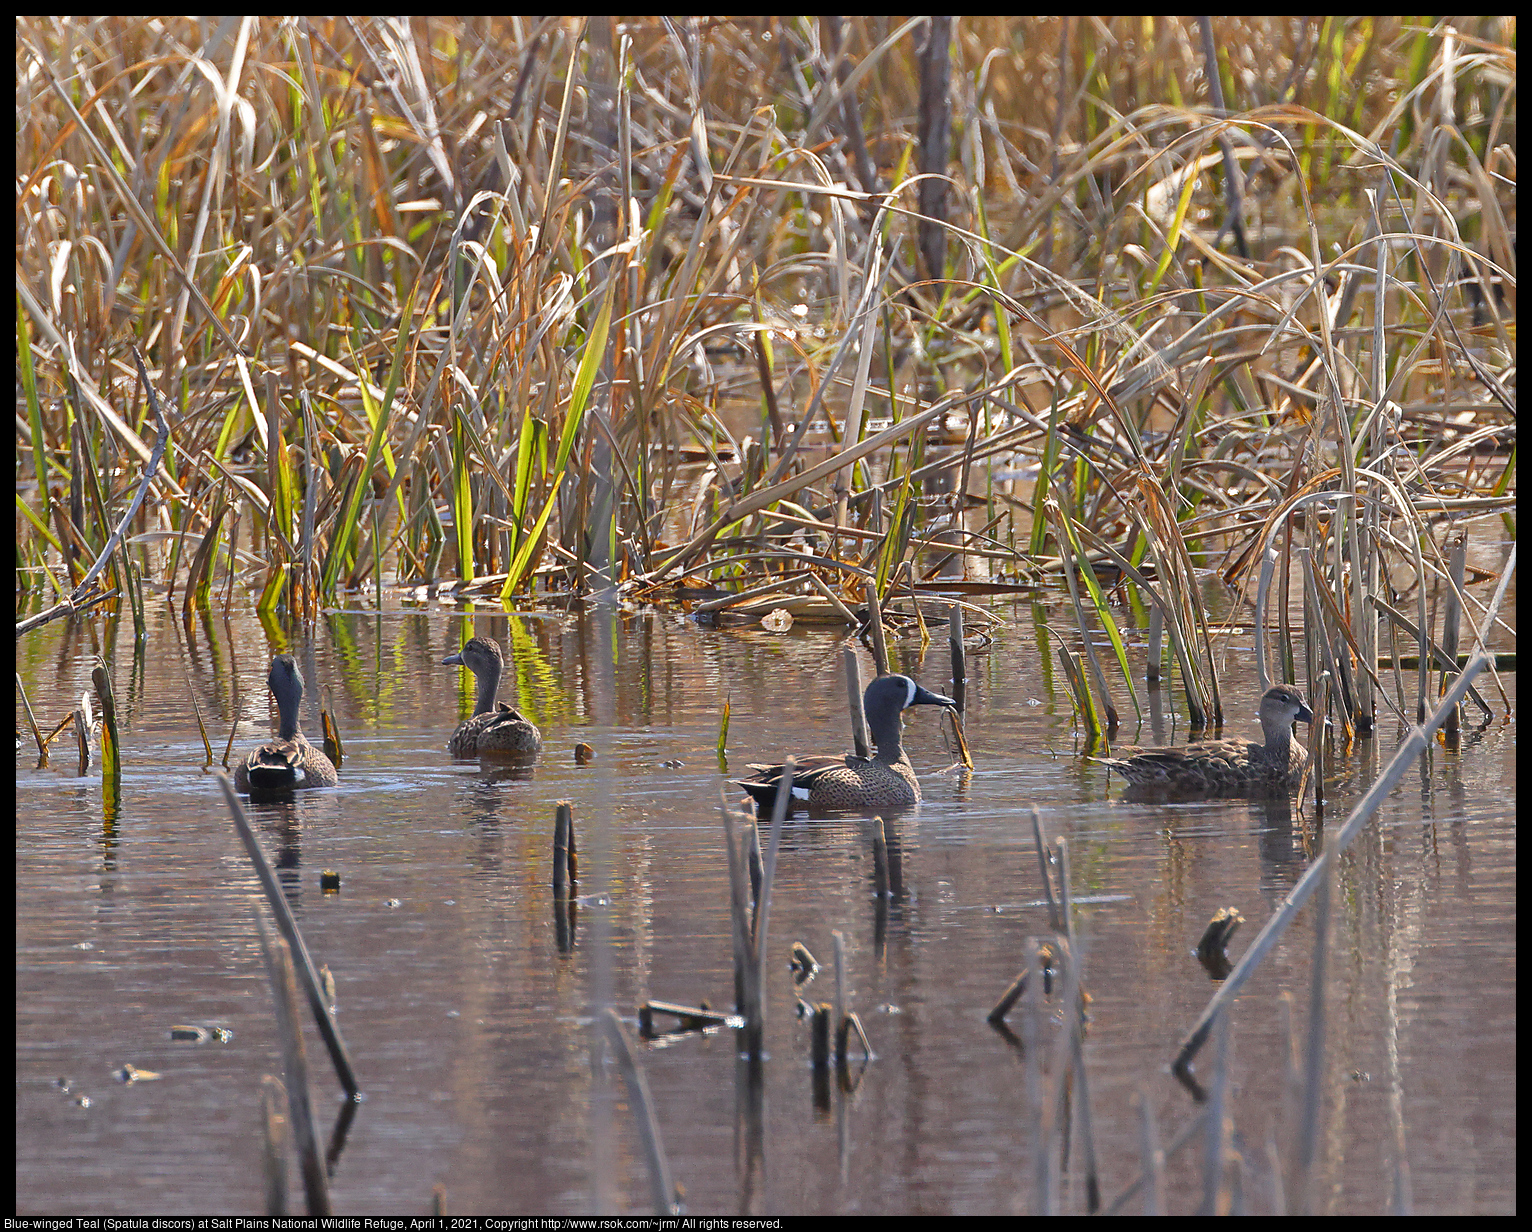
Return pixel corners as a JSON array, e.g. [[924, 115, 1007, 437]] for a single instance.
[[238, 737, 308, 791], [738, 754, 857, 806]]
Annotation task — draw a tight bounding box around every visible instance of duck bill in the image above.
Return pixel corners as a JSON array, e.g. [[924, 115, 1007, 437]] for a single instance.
[[441, 652, 465, 666], [1295, 701, 1315, 724], [911, 684, 957, 708]]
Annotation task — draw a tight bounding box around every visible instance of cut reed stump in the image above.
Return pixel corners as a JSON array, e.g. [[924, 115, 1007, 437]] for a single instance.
[[870, 815, 890, 899], [553, 801, 578, 899], [552, 801, 578, 952], [1195, 908, 1244, 981]]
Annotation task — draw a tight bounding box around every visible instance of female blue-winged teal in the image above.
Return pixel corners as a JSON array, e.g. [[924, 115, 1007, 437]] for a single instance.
[[738, 674, 956, 810], [1096, 684, 1314, 796], [234, 655, 338, 794], [442, 636, 542, 758]]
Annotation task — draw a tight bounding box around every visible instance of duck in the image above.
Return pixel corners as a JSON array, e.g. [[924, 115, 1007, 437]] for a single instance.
[[234, 655, 338, 794], [442, 636, 543, 758], [738, 673, 956, 810], [1095, 684, 1314, 796]]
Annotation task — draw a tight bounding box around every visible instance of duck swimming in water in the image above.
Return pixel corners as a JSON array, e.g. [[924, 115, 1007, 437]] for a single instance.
[[737, 674, 956, 810], [442, 636, 542, 758], [234, 655, 338, 795], [1095, 684, 1313, 796]]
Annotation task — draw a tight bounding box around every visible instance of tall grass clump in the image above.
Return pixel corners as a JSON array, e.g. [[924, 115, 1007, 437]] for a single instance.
[[16, 18, 1512, 741]]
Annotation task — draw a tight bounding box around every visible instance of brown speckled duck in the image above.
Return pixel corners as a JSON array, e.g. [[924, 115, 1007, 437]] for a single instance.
[[738, 674, 956, 810], [1096, 684, 1314, 796], [234, 655, 338, 795], [442, 636, 542, 758]]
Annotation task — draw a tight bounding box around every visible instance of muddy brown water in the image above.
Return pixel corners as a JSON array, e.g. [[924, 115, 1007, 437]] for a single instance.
[[15, 584, 1515, 1215]]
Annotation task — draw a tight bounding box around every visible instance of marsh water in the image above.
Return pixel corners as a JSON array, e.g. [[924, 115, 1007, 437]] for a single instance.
[[15, 579, 1516, 1215]]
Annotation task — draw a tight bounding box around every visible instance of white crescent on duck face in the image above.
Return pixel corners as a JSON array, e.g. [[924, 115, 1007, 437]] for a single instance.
[[234, 654, 338, 795], [442, 636, 543, 758], [1096, 684, 1314, 796], [737, 673, 957, 811]]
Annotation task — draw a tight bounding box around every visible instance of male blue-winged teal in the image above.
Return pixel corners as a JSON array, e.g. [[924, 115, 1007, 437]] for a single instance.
[[442, 636, 543, 758], [234, 655, 338, 794], [738, 674, 956, 810], [1096, 684, 1314, 796]]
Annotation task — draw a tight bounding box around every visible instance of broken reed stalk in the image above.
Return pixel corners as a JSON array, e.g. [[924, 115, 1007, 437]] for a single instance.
[[948, 603, 966, 713], [1299, 671, 1331, 815], [1197, 1006, 1233, 1216], [988, 969, 1026, 1026], [1056, 836, 1076, 951], [843, 646, 870, 760], [810, 1003, 832, 1069], [1055, 839, 1101, 1213], [864, 582, 888, 676], [746, 759, 792, 1059], [92, 662, 121, 815], [91, 661, 119, 785], [598, 1008, 679, 1216], [840, 1013, 873, 1063], [1440, 532, 1468, 739], [1290, 856, 1335, 1217], [1022, 935, 1053, 1214], [1044, 936, 1080, 1214], [254, 915, 330, 1217], [16, 673, 46, 760], [946, 707, 974, 769], [168, 610, 214, 768], [693, 570, 814, 613], [870, 815, 890, 899], [1254, 545, 1279, 692], [719, 792, 753, 1017], [222, 674, 240, 771], [746, 822, 763, 907], [259, 1074, 290, 1216], [320, 687, 343, 769], [637, 1001, 730, 1035], [832, 930, 848, 1064], [73, 691, 92, 774], [1146, 604, 1163, 685], [1056, 645, 1103, 748], [218, 773, 361, 1098], [553, 801, 575, 900], [1134, 1089, 1166, 1216], [1030, 805, 1062, 932], [1175, 542, 1512, 1075]]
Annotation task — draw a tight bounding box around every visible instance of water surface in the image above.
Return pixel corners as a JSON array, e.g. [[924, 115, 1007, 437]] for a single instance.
[[15, 594, 1515, 1214]]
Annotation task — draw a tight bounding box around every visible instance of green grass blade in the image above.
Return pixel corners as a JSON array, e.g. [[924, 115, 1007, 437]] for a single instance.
[[501, 274, 615, 600]]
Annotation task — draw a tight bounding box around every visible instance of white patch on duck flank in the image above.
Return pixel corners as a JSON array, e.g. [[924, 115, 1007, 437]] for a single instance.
[[791, 786, 811, 800]]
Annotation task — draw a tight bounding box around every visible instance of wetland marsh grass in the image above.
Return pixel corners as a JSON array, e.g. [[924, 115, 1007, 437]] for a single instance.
[[15, 17, 1517, 1215]]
